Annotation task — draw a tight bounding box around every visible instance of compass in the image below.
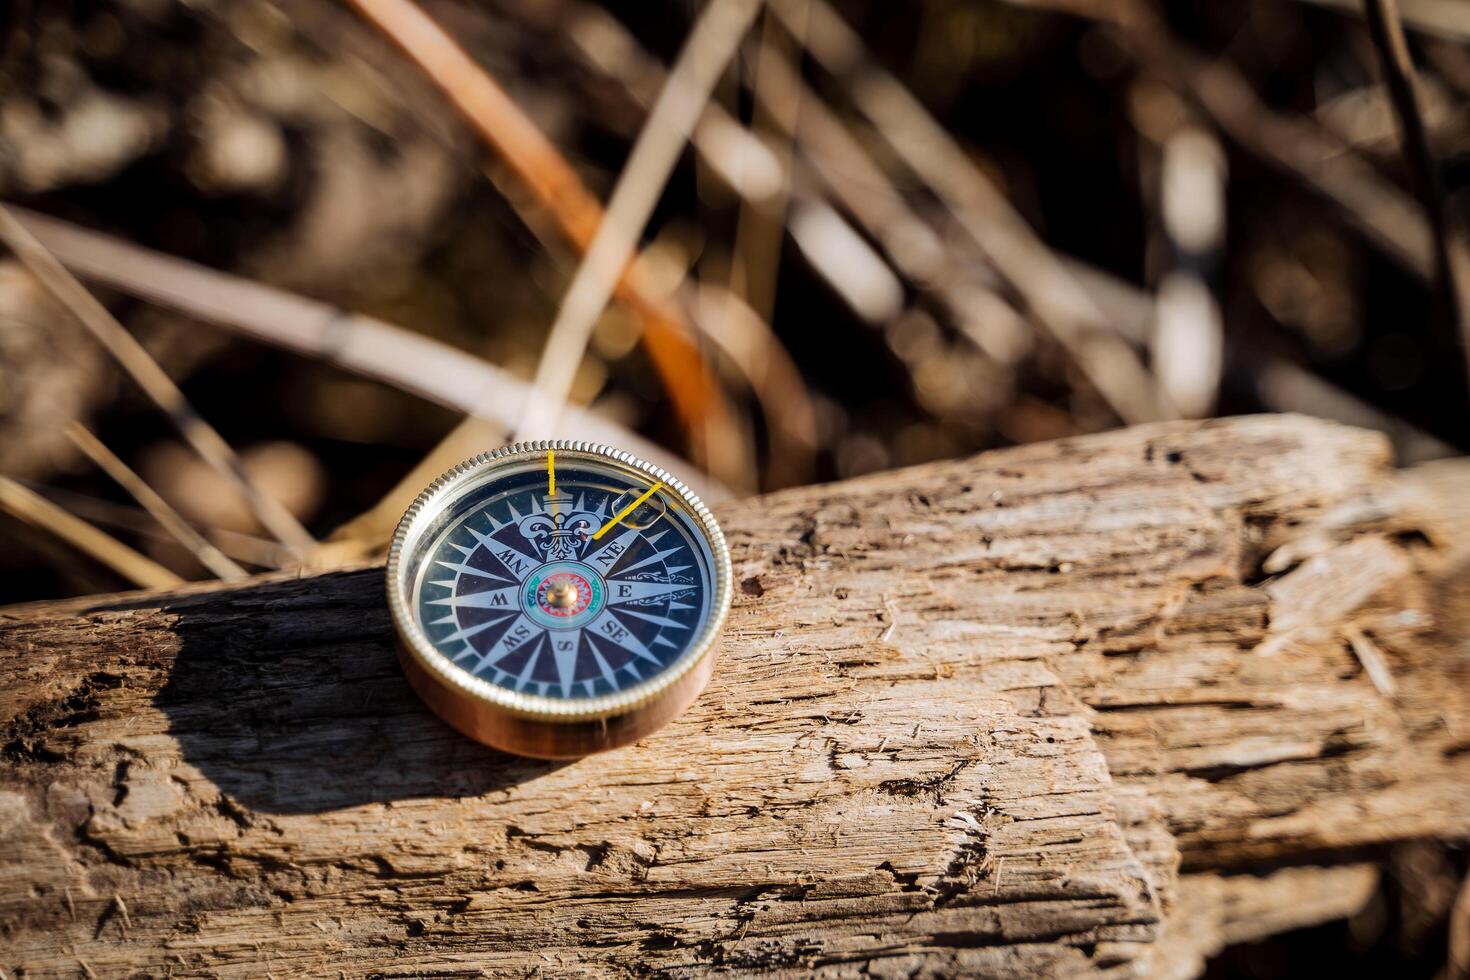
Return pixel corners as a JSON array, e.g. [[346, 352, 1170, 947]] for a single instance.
[[386, 442, 732, 758]]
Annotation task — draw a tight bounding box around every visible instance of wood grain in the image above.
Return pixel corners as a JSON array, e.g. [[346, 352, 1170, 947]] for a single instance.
[[3, 416, 1467, 977]]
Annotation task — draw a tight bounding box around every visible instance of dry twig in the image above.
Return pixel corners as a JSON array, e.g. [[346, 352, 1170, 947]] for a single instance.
[[1300, 0, 1470, 42], [66, 423, 248, 582], [1020, 0, 1438, 280], [691, 283, 820, 487], [773, 0, 1173, 425], [0, 477, 181, 590], [27, 485, 294, 571], [556, 0, 1030, 453], [0, 204, 316, 561], [506, 0, 764, 441], [329, 0, 764, 553], [9, 207, 699, 495], [728, 6, 802, 326], [1362, 0, 1470, 389], [555, 2, 822, 485], [343, 0, 745, 480], [746, 48, 1029, 351]]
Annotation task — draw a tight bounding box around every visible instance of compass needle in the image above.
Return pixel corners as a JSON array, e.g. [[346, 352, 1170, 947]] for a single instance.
[[390, 443, 730, 758], [591, 482, 664, 541]]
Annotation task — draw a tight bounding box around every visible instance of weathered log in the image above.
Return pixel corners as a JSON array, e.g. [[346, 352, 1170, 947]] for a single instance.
[[2, 416, 1467, 977]]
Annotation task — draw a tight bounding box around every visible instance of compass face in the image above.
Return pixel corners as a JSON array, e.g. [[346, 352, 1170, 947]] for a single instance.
[[395, 446, 725, 705]]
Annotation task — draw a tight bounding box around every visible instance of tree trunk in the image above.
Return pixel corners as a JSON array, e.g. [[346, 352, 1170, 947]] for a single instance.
[[3, 415, 1468, 977]]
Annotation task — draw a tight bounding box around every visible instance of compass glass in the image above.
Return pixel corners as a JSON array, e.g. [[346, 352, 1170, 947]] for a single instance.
[[400, 451, 719, 701]]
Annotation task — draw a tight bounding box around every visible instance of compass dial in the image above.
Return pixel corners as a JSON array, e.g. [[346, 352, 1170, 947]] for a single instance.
[[387, 442, 731, 758]]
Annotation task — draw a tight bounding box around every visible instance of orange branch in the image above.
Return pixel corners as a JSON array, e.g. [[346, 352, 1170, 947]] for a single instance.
[[344, 0, 730, 459]]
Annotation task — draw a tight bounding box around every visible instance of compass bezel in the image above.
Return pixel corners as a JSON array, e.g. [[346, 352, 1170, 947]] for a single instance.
[[386, 440, 732, 725]]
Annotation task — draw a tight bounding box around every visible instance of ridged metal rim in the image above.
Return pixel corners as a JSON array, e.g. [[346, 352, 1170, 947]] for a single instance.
[[385, 441, 732, 722]]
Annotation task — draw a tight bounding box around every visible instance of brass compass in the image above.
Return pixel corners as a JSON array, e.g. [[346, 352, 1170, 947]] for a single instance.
[[386, 442, 731, 758]]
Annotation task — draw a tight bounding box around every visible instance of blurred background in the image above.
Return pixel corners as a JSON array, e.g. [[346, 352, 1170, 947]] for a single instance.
[[0, 0, 1468, 968]]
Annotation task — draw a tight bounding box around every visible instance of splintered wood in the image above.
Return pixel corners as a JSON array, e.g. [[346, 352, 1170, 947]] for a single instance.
[[2, 416, 1468, 977]]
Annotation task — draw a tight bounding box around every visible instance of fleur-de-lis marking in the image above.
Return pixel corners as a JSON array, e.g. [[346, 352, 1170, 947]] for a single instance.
[[519, 491, 602, 561]]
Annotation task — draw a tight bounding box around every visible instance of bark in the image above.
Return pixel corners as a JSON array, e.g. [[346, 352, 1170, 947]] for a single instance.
[[2, 415, 1468, 978]]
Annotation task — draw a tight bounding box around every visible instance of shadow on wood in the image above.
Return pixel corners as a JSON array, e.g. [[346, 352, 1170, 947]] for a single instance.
[[145, 569, 559, 813]]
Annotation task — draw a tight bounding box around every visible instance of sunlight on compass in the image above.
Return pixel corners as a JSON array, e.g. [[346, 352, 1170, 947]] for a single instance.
[[409, 461, 715, 700]]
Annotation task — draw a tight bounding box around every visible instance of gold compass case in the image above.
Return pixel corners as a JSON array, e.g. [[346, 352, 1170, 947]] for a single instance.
[[386, 441, 732, 758]]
